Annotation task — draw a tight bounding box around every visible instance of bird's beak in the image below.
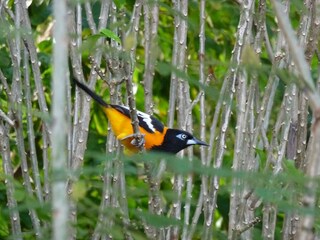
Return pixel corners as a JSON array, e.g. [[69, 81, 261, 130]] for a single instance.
[[187, 137, 209, 146]]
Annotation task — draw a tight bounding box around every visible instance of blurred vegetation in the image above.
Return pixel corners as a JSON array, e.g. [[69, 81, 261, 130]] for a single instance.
[[0, 0, 318, 239]]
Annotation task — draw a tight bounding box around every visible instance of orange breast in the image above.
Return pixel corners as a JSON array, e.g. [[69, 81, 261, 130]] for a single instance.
[[103, 107, 167, 153]]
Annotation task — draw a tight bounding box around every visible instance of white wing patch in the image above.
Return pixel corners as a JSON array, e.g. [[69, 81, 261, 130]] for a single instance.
[[119, 105, 157, 133], [137, 110, 156, 132]]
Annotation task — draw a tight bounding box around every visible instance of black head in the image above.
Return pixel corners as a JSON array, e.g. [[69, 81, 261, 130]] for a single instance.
[[151, 129, 209, 154]]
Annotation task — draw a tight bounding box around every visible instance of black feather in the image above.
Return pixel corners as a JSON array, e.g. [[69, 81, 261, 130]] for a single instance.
[[73, 79, 164, 133], [73, 79, 109, 108], [151, 129, 192, 154], [111, 105, 165, 133]]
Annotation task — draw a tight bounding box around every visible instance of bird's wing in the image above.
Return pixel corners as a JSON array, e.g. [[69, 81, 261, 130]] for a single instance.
[[111, 104, 165, 133]]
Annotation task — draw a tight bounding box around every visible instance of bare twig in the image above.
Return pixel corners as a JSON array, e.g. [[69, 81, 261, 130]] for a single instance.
[[84, 2, 97, 34], [235, 217, 261, 236], [6, 1, 43, 237], [42, 126, 51, 202], [229, 69, 248, 240], [143, 1, 159, 114], [51, 0, 69, 239], [205, 1, 255, 238], [0, 109, 15, 126], [23, 49, 43, 203], [184, 2, 207, 238], [304, 0, 320, 63], [168, 0, 189, 239], [18, 0, 50, 132], [271, 0, 320, 109], [0, 122, 22, 240]]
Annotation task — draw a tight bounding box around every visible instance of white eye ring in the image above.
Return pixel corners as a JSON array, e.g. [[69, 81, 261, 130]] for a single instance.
[[177, 133, 187, 140]]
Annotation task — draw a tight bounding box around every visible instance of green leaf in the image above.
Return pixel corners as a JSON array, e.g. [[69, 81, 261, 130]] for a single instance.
[[99, 29, 121, 43]]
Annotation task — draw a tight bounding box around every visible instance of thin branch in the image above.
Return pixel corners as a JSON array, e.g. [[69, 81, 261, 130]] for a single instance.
[[184, 3, 207, 236], [262, 203, 277, 240], [204, 0, 255, 238], [143, 1, 159, 114], [235, 217, 261, 236], [304, 0, 320, 63], [0, 109, 15, 126], [18, 0, 50, 130], [228, 70, 248, 240], [0, 122, 22, 240], [8, 1, 43, 237], [71, 0, 110, 172], [51, 0, 69, 239], [23, 48, 43, 203], [84, 2, 97, 34], [271, 0, 320, 110], [169, 0, 189, 238], [42, 126, 51, 202]]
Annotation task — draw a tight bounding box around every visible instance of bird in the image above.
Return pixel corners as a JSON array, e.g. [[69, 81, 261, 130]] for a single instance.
[[74, 79, 208, 154]]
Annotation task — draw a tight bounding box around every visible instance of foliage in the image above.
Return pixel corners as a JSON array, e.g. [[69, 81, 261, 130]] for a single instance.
[[0, 0, 320, 239]]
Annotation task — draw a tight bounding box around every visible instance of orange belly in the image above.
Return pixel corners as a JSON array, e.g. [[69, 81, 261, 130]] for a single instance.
[[103, 107, 167, 153]]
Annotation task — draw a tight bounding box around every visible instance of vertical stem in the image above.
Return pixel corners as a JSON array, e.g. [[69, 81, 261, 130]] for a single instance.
[[18, 0, 50, 133], [143, 1, 159, 114], [199, 0, 207, 166], [169, 0, 188, 239], [0, 123, 22, 240], [23, 49, 43, 203], [228, 71, 247, 239], [52, 0, 69, 239], [43, 126, 51, 202], [167, 0, 179, 128], [9, 1, 43, 237], [184, 1, 206, 239], [204, 0, 254, 238]]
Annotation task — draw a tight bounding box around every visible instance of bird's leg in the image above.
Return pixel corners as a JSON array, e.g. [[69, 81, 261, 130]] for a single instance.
[[119, 133, 145, 147], [131, 135, 145, 148]]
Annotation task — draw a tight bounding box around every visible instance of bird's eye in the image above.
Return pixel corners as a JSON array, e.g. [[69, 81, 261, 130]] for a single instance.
[[176, 133, 188, 141]]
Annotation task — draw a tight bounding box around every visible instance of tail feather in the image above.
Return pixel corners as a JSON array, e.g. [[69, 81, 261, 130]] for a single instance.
[[73, 79, 109, 108]]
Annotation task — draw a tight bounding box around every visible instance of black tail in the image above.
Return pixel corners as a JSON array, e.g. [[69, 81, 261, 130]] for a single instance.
[[73, 79, 109, 108]]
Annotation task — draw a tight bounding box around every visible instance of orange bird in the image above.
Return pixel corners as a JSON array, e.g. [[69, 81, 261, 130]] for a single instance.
[[74, 79, 208, 154]]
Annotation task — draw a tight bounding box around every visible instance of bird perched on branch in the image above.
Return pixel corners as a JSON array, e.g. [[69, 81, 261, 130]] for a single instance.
[[74, 79, 208, 154]]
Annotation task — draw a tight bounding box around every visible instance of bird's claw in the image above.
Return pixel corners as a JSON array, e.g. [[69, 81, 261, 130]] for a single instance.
[[119, 133, 145, 147], [131, 137, 145, 147]]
